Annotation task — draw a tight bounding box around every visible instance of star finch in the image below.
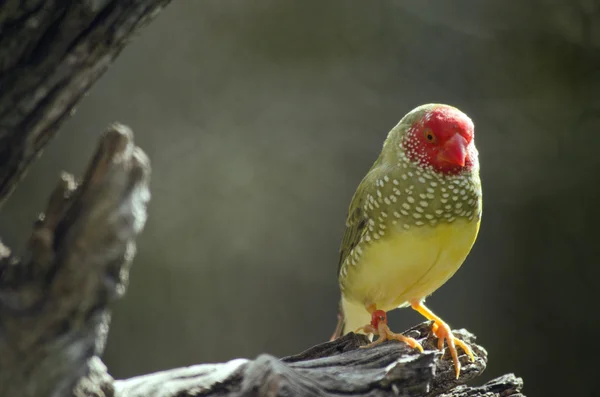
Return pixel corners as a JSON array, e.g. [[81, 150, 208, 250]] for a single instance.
[[331, 104, 482, 378]]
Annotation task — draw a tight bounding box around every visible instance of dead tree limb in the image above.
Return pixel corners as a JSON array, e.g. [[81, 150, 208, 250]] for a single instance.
[[0, 125, 150, 397], [0, 0, 171, 207], [113, 324, 524, 397]]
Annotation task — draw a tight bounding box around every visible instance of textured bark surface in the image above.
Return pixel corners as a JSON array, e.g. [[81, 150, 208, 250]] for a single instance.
[[0, 0, 171, 207], [0, 125, 151, 397], [112, 324, 524, 397]]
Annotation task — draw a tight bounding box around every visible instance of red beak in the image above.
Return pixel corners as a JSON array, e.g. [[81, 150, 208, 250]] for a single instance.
[[437, 134, 468, 167]]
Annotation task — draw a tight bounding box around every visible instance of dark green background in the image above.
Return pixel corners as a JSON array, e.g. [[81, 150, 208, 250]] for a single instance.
[[1, 2, 598, 396]]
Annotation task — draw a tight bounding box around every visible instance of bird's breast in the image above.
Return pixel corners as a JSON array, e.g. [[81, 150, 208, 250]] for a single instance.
[[341, 218, 480, 311]]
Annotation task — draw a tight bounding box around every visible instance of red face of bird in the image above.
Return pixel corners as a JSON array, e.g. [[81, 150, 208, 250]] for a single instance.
[[403, 106, 477, 176]]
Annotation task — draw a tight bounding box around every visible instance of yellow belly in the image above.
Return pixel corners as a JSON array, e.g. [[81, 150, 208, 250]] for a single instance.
[[342, 218, 480, 312]]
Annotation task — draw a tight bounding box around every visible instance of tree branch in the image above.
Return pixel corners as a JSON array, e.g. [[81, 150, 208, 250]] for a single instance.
[[0, 124, 150, 397], [0, 0, 171, 207], [112, 323, 524, 397]]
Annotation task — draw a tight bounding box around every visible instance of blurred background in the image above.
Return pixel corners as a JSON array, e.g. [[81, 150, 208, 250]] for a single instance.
[[1, 1, 599, 396]]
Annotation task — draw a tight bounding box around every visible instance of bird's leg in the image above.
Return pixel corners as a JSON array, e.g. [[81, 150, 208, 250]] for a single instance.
[[357, 304, 423, 352], [410, 300, 475, 378]]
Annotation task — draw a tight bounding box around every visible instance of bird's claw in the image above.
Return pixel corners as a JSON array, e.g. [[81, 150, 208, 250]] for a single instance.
[[358, 322, 424, 352], [431, 320, 474, 379]]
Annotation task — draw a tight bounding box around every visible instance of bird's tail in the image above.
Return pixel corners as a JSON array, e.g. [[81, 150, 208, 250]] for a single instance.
[[330, 300, 346, 341], [330, 297, 372, 341]]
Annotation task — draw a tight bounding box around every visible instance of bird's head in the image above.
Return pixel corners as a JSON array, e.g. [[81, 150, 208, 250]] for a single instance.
[[385, 104, 478, 176]]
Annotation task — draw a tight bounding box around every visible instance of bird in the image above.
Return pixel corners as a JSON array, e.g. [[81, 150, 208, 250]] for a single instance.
[[330, 103, 482, 378]]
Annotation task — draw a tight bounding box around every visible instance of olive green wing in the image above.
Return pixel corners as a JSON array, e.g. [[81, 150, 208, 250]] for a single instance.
[[337, 179, 370, 276]]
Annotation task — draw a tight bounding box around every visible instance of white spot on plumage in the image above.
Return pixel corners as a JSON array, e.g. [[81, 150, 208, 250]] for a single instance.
[[407, 196, 415, 204], [384, 197, 391, 205], [393, 211, 401, 218], [420, 201, 428, 207]]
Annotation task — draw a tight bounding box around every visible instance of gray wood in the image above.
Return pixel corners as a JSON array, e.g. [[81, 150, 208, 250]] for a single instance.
[[0, 0, 171, 207], [112, 323, 524, 397], [0, 125, 151, 397]]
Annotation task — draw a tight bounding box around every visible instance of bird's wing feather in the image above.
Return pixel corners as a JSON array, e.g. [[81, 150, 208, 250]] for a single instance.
[[337, 177, 371, 275]]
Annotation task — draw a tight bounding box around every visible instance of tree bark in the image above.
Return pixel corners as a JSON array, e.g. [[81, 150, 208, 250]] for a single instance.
[[0, 125, 150, 397], [0, 2, 526, 396], [111, 324, 524, 397], [0, 0, 171, 207]]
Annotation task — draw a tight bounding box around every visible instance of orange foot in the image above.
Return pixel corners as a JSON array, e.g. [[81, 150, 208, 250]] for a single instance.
[[410, 300, 475, 379], [355, 305, 424, 353]]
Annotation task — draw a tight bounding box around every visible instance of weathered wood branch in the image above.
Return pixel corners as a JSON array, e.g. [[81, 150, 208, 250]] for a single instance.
[[0, 125, 150, 397], [0, 0, 171, 207], [113, 324, 524, 397]]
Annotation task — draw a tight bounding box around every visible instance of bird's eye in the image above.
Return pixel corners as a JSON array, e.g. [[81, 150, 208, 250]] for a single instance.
[[424, 129, 436, 143]]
